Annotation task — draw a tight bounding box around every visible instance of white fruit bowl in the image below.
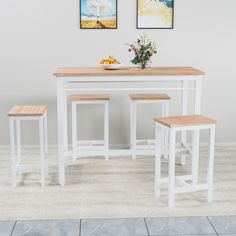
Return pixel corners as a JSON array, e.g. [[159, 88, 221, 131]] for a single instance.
[[99, 63, 123, 70]]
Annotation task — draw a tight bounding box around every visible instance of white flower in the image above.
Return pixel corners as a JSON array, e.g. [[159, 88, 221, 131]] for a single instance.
[[88, 0, 112, 16]]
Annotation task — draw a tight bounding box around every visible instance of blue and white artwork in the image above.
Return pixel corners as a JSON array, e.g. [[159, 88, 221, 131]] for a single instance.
[[80, 0, 117, 29]]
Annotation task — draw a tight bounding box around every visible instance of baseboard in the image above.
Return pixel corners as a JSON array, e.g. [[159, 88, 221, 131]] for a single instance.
[[199, 142, 236, 147], [0, 144, 130, 153]]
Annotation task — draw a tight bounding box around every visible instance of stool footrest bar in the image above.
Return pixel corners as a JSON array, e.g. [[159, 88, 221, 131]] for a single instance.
[[160, 175, 193, 184], [174, 184, 208, 194], [77, 140, 105, 145]]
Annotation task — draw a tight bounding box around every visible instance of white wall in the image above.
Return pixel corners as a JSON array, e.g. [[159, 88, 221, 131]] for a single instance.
[[0, 0, 236, 146]]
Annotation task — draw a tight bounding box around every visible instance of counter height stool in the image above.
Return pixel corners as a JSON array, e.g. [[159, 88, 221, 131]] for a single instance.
[[71, 94, 110, 160], [154, 115, 216, 207], [129, 94, 170, 160], [8, 105, 48, 187]]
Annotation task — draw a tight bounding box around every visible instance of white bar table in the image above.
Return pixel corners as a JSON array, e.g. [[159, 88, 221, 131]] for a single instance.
[[54, 66, 204, 186]]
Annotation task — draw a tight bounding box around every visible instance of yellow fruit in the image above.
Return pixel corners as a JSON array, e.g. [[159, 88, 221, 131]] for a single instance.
[[100, 56, 120, 65]]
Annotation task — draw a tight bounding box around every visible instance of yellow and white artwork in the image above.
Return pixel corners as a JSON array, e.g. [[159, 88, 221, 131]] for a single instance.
[[137, 0, 173, 29]]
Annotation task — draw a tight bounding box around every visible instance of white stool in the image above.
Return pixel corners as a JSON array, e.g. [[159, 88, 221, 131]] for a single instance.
[[130, 94, 170, 159], [71, 94, 110, 160], [8, 105, 48, 187], [154, 115, 216, 207]]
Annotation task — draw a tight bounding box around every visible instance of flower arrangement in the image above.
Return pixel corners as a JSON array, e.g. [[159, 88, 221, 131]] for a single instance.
[[127, 35, 157, 69]]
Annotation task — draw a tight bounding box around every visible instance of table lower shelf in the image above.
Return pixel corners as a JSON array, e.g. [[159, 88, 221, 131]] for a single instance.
[[63, 143, 190, 158]]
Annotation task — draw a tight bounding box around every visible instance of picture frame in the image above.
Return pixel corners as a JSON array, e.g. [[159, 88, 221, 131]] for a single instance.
[[80, 0, 118, 29], [136, 0, 174, 29]]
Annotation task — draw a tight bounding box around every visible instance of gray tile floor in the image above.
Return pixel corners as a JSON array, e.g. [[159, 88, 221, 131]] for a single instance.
[[0, 216, 235, 236]]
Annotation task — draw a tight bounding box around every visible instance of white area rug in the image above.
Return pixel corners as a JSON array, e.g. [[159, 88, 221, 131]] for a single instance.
[[0, 146, 236, 220]]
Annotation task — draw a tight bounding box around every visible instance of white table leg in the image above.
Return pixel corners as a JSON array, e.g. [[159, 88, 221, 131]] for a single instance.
[[57, 78, 65, 186], [168, 128, 176, 208], [155, 124, 162, 197], [194, 76, 202, 114], [193, 76, 202, 183], [63, 91, 68, 151], [181, 80, 188, 166], [63, 86, 68, 168], [207, 126, 215, 202]]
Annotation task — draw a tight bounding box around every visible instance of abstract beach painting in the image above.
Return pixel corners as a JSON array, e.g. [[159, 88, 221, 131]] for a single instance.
[[80, 0, 117, 29], [137, 0, 174, 29]]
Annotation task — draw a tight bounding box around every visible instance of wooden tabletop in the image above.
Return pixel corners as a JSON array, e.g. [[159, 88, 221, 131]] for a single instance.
[[54, 66, 205, 77]]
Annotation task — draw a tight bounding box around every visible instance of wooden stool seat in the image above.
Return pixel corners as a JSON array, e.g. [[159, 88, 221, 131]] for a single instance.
[[129, 94, 170, 100], [154, 115, 216, 128], [70, 94, 110, 101], [8, 105, 47, 117]]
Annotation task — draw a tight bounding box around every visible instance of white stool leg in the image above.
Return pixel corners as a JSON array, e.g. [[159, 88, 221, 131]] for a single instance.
[[16, 120, 22, 175], [207, 126, 215, 202], [155, 124, 162, 196], [10, 118, 16, 187], [181, 81, 188, 166], [72, 102, 77, 161], [168, 128, 176, 208], [104, 101, 109, 160], [16, 120, 21, 161], [131, 101, 137, 160], [44, 113, 49, 176], [163, 101, 169, 160], [39, 118, 45, 187], [192, 129, 200, 185], [130, 99, 133, 155]]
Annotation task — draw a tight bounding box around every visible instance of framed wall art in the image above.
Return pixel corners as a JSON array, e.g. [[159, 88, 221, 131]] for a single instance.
[[137, 0, 174, 29], [80, 0, 117, 29]]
